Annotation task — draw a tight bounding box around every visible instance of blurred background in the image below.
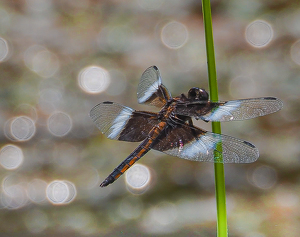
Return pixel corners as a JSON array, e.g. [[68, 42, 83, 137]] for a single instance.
[[0, 0, 299, 236]]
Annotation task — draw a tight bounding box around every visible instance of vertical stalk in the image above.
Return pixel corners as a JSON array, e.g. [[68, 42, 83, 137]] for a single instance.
[[201, 0, 228, 236]]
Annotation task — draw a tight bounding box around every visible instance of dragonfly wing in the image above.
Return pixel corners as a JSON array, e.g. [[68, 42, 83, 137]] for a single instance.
[[137, 66, 171, 107], [201, 97, 283, 121], [151, 124, 259, 163], [90, 101, 159, 142]]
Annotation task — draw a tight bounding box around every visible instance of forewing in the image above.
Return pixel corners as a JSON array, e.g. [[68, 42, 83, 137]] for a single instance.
[[151, 125, 259, 163], [137, 66, 171, 107], [90, 101, 159, 142], [176, 97, 283, 121]]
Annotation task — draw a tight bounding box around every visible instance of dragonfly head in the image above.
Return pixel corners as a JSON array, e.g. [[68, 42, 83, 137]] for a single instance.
[[188, 88, 209, 101]]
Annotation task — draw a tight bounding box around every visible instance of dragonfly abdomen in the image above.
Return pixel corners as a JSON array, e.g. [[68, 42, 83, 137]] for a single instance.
[[100, 121, 167, 187]]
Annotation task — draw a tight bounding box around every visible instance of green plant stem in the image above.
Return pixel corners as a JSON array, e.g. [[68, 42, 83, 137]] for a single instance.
[[202, 0, 228, 237]]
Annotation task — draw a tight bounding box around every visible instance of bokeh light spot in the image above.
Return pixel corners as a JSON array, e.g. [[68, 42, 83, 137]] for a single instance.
[[249, 165, 277, 189], [78, 66, 110, 94], [125, 164, 151, 190], [32, 50, 59, 77], [161, 21, 188, 49], [10, 116, 36, 141], [0, 145, 23, 170], [1, 186, 28, 209], [46, 180, 76, 205], [24, 45, 59, 77], [27, 179, 47, 203], [1, 176, 28, 209], [60, 180, 77, 204], [47, 112, 72, 137], [47, 181, 68, 204], [0, 37, 9, 61], [245, 20, 273, 48]]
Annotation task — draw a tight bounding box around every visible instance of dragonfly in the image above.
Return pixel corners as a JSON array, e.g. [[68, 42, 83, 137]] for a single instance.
[[90, 66, 283, 187]]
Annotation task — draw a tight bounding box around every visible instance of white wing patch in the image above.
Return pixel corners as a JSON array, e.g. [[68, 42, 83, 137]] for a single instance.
[[107, 107, 134, 139], [204, 101, 241, 121], [159, 131, 259, 163], [90, 102, 135, 140], [137, 80, 160, 104], [166, 135, 217, 162], [180, 136, 216, 159]]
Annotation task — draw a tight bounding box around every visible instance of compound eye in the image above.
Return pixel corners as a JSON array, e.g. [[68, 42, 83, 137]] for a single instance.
[[199, 88, 209, 100], [188, 88, 198, 99], [188, 88, 209, 101]]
